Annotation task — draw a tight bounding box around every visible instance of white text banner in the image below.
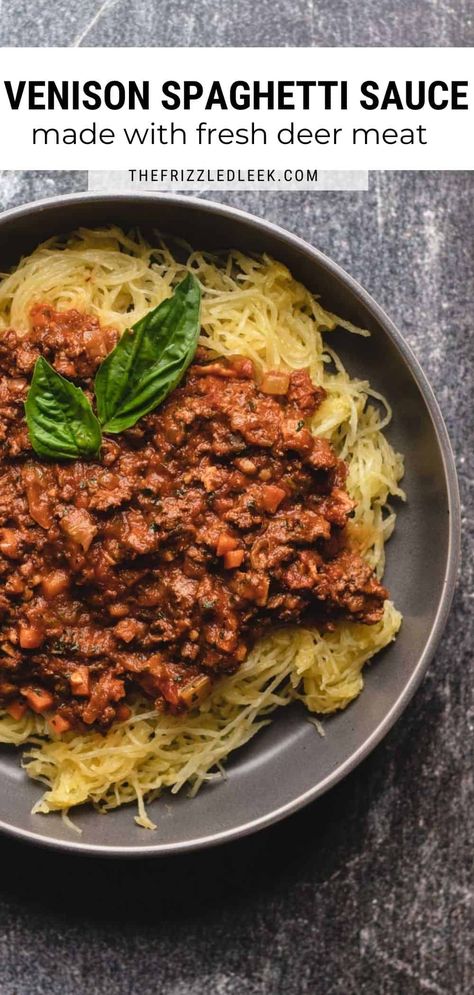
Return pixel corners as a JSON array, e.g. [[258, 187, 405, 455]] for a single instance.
[[0, 48, 472, 170]]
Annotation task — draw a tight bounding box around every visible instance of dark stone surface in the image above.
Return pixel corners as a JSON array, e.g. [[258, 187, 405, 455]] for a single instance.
[[0, 5, 473, 995], [1, 0, 473, 46]]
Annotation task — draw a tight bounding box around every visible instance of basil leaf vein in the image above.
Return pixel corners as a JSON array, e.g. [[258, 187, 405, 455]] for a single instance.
[[94, 272, 201, 433], [25, 357, 102, 460]]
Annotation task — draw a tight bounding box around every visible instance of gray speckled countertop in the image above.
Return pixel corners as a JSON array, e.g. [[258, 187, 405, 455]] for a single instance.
[[0, 5, 473, 995]]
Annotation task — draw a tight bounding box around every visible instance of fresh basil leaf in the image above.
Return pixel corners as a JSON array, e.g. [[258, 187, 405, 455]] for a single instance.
[[25, 357, 102, 460], [94, 273, 201, 433]]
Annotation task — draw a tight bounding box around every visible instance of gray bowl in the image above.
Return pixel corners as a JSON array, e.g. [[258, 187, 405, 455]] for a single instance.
[[0, 193, 460, 857]]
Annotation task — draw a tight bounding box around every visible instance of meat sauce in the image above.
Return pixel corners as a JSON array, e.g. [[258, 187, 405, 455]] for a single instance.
[[0, 305, 387, 733]]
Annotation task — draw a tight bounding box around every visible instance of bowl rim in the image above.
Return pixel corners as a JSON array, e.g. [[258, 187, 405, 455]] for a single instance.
[[0, 191, 461, 858]]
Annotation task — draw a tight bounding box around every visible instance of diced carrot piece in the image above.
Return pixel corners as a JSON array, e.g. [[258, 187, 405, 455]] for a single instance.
[[41, 570, 70, 599], [224, 549, 245, 569], [216, 533, 239, 555], [19, 623, 44, 650], [235, 458, 257, 476], [261, 484, 286, 514], [115, 704, 132, 722], [21, 687, 54, 713], [6, 700, 27, 721], [0, 528, 21, 560], [108, 602, 129, 619], [69, 666, 90, 697], [114, 618, 146, 644], [260, 371, 290, 395], [48, 714, 71, 735]]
